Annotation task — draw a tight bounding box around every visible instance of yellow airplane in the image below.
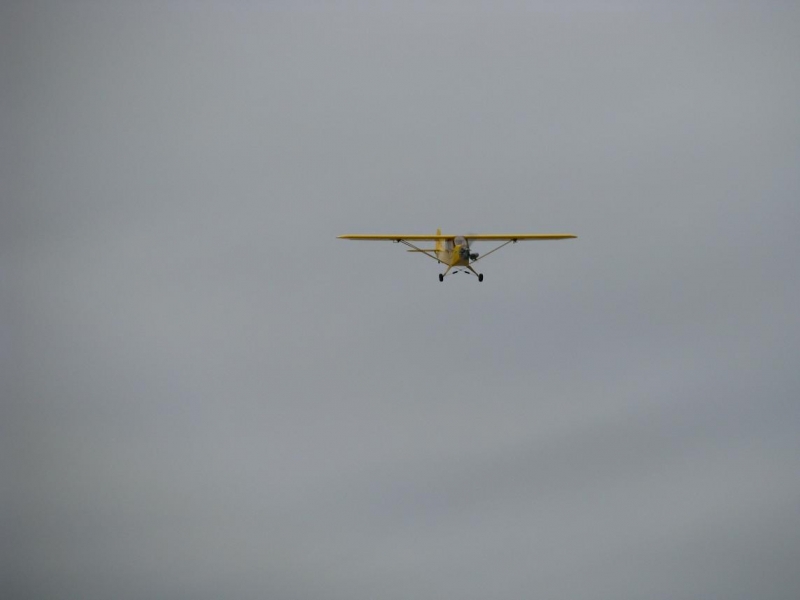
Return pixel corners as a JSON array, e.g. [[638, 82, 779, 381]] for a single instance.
[[338, 229, 576, 281]]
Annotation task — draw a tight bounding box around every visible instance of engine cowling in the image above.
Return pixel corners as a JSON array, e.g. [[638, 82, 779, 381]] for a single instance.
[[454, 236, 478, 262]]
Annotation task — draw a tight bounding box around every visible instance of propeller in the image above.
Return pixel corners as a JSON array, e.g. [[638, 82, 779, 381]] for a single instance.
[[454, 235, 479, 265], [465, 233, 480, 261]]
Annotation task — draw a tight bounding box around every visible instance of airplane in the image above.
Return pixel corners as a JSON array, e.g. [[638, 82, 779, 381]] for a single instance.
[[338, 229, 576, 281]]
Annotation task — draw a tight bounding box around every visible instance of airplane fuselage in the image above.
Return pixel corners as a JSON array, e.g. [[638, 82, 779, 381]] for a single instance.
[[435, 235, 474, 267], [436, 245, 470, 267]]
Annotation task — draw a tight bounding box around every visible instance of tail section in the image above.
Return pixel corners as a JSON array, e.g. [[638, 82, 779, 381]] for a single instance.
[[435, 228, 444, 254]]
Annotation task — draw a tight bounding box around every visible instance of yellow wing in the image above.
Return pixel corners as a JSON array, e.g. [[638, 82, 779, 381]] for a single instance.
[[466, 234, 576, 241], [338, 234, 576, 241], [338, 234, 451, 241]]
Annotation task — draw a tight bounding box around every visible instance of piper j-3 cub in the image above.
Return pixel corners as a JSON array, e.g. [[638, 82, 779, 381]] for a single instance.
[[338, 229, 576, 282]]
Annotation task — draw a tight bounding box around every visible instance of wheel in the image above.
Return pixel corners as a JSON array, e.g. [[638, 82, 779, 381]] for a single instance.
[[478, 273, 484, 282], [439, 274, 444, 282]]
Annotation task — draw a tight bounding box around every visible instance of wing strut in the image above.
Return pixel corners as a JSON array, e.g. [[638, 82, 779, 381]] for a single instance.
[[470, 239, 517, 264], [396, 239, 440, 263]]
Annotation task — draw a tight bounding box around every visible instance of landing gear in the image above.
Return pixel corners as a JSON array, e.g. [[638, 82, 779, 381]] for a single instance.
[[440, 266, 482, 282], [466, 265, 484, 282]]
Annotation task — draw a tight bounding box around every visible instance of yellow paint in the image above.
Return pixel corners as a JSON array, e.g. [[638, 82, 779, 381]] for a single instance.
[[337, 233, 577, 241], [435, 228, 444, 254], [338, 229, 576, 280]]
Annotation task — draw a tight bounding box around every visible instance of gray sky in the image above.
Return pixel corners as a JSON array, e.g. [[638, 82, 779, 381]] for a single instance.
[[3, 1, 800, 599]]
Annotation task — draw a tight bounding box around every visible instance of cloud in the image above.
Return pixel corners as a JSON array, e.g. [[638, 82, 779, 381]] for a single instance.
[[4, 2, 799, 599]]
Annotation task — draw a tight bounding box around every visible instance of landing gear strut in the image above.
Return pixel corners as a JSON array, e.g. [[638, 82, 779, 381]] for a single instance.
[[466, 265, 484, 282], [439, 267, 483, 282]]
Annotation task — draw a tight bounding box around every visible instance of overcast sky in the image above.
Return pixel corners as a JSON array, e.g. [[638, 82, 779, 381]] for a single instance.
[[3, 1, 800, 599]]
